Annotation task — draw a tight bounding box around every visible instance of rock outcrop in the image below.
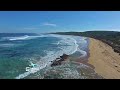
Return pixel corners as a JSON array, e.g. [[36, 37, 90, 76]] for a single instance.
[[51, 54, 69, 67]]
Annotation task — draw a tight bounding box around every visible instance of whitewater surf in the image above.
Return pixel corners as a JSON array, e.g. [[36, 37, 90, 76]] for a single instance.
[[0, 33, 88, 79]]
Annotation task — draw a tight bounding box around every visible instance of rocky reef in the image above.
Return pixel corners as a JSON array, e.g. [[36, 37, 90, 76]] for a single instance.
[[24, 54, 103, 79], [51, 54, 69, 67]]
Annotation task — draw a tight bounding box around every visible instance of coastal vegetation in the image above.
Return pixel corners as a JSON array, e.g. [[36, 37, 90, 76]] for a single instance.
[[51, 31, 120, 55]]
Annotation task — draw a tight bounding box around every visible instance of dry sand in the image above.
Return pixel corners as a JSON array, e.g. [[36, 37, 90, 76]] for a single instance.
[[88, 38, 120, 79]]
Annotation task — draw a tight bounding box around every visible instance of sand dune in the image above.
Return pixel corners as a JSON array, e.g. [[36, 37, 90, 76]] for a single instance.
[[88, 38, 120, 79]]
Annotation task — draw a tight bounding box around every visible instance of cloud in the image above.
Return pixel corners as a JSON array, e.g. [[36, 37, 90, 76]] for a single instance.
[[23, 22, 57, 31], [42, 22, 57, 27]]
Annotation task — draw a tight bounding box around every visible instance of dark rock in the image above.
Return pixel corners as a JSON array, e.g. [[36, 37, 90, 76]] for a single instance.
[[60, 54, 69, 60], [51, 54, 69, 67], [56, 58, 61, 59], [51, 60, 62, 67]]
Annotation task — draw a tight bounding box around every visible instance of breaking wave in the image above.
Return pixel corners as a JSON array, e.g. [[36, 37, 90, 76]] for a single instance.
[[1, 35, 45, 41], [15, 34, 88, 79]]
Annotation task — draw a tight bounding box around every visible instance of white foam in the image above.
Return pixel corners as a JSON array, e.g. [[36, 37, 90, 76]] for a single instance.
[[1, 35, 45, 41], [15, 51, 56, 79], [9, 35, 29, 40], [15, 35, 88, 79], [77, 48, 87, 58]]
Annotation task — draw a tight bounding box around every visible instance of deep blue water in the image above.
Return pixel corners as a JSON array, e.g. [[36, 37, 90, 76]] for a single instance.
[[0, 33, 88, 79]]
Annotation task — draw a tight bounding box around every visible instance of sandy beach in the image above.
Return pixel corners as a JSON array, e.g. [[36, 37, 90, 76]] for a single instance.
[[88, 38, 120, 79]]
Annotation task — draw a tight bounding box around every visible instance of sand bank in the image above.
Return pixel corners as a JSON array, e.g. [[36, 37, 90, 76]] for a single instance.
[[88, 38, 120, 79]]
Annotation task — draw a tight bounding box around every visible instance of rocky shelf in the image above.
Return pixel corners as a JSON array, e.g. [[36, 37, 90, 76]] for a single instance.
[[51, 54, 69, 67]]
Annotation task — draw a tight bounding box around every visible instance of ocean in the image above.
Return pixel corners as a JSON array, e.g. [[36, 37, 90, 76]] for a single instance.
[[0, 33, 88, 79]]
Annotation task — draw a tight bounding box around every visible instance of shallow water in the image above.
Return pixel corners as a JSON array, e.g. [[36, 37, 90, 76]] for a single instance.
[[25, 61, 103, 79], [0, 33, 88, 79]]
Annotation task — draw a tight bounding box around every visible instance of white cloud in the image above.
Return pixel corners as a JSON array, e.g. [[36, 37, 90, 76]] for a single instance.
[[42, 22, 57, 27], [23, 22, 57, 30]]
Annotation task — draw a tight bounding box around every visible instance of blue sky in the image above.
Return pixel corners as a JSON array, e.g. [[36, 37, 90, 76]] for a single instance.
[[0, 11, 120, 33]]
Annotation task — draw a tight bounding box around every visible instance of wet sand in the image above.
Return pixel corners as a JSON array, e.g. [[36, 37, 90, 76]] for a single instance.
[[69, 38, 95, 69], [88, 38, 120, 79]]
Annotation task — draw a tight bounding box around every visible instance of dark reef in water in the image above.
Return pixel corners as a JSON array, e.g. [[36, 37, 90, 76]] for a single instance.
[[51, 54, 69, 67], [24, 52, 103, 79], [25, 59, 103, 79]]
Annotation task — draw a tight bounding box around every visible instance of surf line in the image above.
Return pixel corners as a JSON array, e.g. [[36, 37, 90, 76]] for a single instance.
[[15, 61, 40, 79], [15, 35, 82, 79]]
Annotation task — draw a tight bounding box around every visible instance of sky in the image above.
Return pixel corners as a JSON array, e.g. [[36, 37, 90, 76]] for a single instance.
[[0, 11, 120, 33]]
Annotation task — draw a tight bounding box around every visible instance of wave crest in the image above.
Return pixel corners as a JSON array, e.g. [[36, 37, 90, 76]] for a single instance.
[[15, 35, 88, 79]]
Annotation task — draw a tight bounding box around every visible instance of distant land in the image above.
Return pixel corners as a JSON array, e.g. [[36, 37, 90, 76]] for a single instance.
[[51, 31, 120, 55]]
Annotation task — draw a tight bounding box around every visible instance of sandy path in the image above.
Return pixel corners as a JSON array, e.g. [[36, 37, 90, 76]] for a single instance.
[[88, 38, 120, 79]]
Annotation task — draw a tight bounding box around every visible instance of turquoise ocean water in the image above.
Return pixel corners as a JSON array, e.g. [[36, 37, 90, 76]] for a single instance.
[[0, 33, 88, 79]]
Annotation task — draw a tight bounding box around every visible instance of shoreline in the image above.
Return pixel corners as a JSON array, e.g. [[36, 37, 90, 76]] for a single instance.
[[69, 38, 95, 69], [24, 37, 104, 79], [88, 38, 120, 79], [50, 37, 96, 69]]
